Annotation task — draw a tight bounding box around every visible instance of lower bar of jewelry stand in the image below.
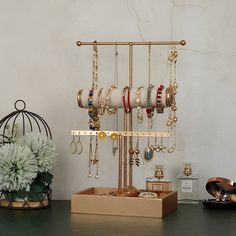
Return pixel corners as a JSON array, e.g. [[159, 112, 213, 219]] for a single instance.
[[71, 187, 177, 218]]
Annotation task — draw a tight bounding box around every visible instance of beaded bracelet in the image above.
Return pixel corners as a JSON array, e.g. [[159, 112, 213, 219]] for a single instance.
[[88, 89, 100, 130], [156, 84, 164, 113], [88, 89, 95, 119]]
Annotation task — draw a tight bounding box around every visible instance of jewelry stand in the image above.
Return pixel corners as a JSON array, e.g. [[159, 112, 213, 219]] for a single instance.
[[71, 40, 186, 218]]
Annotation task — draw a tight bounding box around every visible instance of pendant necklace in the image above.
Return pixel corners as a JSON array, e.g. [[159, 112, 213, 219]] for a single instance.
[[144, 43, 154, 161], [112, 45, 119, 156]]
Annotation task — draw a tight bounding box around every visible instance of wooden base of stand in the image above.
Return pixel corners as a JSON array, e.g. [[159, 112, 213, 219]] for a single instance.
[[71, 187, 177, 218]]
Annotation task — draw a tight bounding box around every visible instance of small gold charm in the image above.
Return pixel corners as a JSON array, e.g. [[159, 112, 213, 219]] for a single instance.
[[110, 133, 118, 140], [98, 131, 107, 139]]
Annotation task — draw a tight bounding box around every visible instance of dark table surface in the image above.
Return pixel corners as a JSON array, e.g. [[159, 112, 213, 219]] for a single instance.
[[0, 200, 235, 236]]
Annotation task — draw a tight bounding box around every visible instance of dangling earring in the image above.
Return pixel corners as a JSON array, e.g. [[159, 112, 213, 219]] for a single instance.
[[152, 135, 160, 152], [70, 135, 77, 154], [94, 136, 100, 179], [159, 135, 166, 152], [88, 135, 93, 177], [76, 135, 83, 155], [134, 135, 141, 167], [129, 133, 135, 166]]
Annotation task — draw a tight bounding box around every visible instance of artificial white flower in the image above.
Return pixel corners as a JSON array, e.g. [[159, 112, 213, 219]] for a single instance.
[[18, 133, 57, 173], [0, 144, 38, 191]]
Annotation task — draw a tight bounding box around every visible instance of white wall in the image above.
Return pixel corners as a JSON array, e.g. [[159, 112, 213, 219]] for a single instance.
[[1, 0, 236, 200]]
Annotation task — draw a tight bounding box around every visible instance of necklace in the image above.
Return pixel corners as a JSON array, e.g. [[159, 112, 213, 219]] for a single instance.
[[166, 45, 178, 152], [144, 43, 154, 161], [112, 45, 119, 156], [88, 41, 100, 131]]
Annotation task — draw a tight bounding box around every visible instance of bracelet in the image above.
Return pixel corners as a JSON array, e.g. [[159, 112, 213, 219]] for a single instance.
[[88, 89, 100, 130], [105, 85, 117, 115], [88, 89, 95, 118], [77, 89, 83, 108], [127, 87, 132, 112], [122, 86, 131, 113], [156, 84, 164, 113], [122, 86, 128, 113], [98, 88, 105, 115], [165, 86, 175, 107], [146, 84, 154, 118], [136, 86, 144, 123]]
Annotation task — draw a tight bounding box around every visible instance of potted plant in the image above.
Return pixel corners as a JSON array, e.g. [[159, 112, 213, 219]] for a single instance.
[[0, 133, 57, 209]]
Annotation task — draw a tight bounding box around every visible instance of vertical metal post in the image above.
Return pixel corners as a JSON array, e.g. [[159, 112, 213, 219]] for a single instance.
[[128, 43, 133, 188], [118, 135, 123, 193], [123, 113, 128, 190]]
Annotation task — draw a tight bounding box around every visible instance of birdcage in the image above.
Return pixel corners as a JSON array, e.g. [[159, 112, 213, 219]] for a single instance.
[[0, 100, 53, 209]]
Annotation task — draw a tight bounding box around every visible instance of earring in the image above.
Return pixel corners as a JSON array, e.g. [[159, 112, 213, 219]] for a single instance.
[[70, 135, 77, 154], [76, 135, 83, 155], [88, 135, 93, 177], [94, 136, 100, 179], [129, 134, 135, 166], [152, 135, 160, 152], [134, 135, 141, 167], [159, 135, 166, 152]]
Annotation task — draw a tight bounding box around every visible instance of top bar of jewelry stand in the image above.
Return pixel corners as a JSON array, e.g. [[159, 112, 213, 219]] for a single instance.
[[71, 130, 171, 138], [76, 40, 186, 46]]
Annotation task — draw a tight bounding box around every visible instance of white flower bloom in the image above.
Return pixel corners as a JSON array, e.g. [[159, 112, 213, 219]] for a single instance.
[[0, 144, 38, 191], [18, 133, 57, 173]]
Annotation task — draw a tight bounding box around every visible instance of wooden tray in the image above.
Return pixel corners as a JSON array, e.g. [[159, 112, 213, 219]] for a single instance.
[[71, 187, 177, 218]]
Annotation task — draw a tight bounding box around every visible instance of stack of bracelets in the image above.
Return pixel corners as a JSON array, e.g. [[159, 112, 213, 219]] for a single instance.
[[77, 85, 176, 127]]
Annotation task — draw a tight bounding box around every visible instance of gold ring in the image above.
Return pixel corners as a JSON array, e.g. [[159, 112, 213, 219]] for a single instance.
[[98, 131, 107, 139], [110, 133, 118, 140]]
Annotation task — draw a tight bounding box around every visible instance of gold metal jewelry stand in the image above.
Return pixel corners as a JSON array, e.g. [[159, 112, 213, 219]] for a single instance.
[[71, 40, 186, 217], [75, 40, 186, 195]]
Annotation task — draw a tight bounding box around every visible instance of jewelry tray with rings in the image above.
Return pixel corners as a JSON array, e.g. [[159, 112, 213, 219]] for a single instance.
[[71, 187, 177, 218]]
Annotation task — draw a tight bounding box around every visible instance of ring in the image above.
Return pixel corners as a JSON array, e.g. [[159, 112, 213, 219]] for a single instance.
[[110, 133, 118, 140], [98, 131, 107, 139]]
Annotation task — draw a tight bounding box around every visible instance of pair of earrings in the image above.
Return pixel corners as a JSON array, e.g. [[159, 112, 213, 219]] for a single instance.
[[97, 131, 119, 156], [129, 136, 141, 167], [70, 135, 83, 155], [152, 136, 166, 153]]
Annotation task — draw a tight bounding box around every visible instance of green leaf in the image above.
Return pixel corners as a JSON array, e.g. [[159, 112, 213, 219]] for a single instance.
[[38, 172, 53, 185], [28, 183, 45, 201]]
